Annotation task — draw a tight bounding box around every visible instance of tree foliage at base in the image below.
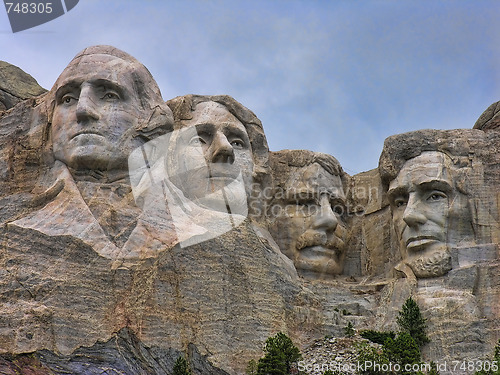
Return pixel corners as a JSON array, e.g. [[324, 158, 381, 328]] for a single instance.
[[256, 332, 302, 375], [355, 297, 439, 375], [355, 341, 392, 375], [360, 330, 396, 345], [384, 332, 421, 375], [173, 355, 191, 375], [345, 321, 355, 337], [396, 297, 430, 348], [246, 359, 258, 375]]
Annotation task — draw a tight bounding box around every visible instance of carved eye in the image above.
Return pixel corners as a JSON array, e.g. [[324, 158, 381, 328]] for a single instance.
[[295, 199, 319, 215], [231, 140, 244, 148], [428, 191, 447, 201], [333, 204, 345, 216], [61, 94, 77, 105], [394, 197, 407, 208], [189, 136, 206, 146], [103, 92, 119, 100]]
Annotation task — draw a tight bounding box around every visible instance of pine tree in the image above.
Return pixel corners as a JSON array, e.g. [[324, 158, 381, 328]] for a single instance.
[[257, 332, 302, 375], [257, 351, 287, 375], [384, 332, 421, 375], [173, 355, 191, 375], [396, 297, 430, 347], [246, 359, 258, 375], [428, 361, 440, 375], [344, 321, 355, 337]]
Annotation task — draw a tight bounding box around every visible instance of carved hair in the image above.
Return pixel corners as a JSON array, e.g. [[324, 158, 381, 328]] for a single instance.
[[378, 129, 477, 194], [269, 149, 349, 193]]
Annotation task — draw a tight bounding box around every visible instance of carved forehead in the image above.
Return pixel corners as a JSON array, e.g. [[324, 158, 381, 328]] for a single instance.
[[54, 54, 138, 92], [182, 101, 247, 133], [389, 151, 455, 191], [285, 163, 344, 198]]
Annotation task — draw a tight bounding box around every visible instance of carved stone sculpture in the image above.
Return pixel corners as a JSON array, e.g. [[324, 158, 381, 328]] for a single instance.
[[378, 129, 500, 366], [267, 150, 350, 279], [7, 45, 174, 259], [129, 94, 266, 247], [166, 94, 271, 216], [1, 48, 499, 375], [380, 132, 483, 278]]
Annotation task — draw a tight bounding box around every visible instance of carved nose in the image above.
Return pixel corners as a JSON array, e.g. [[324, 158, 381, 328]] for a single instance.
[[312, 195, 338, 232], [76, 87, 100, 122], [402, 195, 427, 227], [209, 132, 234, 164]]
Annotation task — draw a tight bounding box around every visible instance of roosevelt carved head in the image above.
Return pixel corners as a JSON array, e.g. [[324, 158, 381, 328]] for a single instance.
[[267, 150, 349, 279]]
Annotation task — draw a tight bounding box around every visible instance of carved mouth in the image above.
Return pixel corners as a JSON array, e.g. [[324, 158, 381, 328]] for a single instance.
[[207, 164, 240, 180], [406, 236, 440, 250], [71, 130, 103, 139], [300, 245, 339, 258]]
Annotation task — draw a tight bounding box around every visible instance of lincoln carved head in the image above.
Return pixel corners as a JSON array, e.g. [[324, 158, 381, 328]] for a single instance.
[[380, 131, 476, 278]]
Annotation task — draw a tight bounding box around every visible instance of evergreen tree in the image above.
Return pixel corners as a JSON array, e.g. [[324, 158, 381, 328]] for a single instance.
[[396, 297, 430, 347], [355, 341, 391, 375], [257, 351, 287, 375], [428, 361, 440, 375], [257, 332, 302, 375], [384, 332, 421, 375], [173, 355, 191, 375], [246, 359, 258, 375], [344, 321, 355, 337]]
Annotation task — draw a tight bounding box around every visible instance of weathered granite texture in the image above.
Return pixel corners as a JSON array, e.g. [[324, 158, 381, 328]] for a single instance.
[[0, 61, 46, 111], [0, 328, 230, 375], [0, 47, 499, 374], [474, 100, 500, 131]]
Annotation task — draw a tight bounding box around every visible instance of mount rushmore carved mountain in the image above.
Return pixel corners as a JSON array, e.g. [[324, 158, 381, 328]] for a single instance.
[[0, 46, 498, 374]]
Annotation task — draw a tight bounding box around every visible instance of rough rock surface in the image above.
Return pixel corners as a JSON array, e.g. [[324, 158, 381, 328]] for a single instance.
[[0, 61, 46, 111], [300, 337, 364, 375], [0, 52, 499, 375], [474, 100, 500, 131]]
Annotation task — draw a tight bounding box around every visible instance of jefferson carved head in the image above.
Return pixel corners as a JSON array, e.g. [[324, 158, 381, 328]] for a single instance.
[[379, 131, 476, 278], [267, 150, 349, 279], [165, 95, 269, 214], [47, 45, 172, 176]]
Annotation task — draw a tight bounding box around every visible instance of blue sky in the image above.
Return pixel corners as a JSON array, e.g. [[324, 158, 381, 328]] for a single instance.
[[1, 0, 498, 175]]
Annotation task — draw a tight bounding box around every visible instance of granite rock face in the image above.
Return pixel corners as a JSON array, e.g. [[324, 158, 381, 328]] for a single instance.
[[474, 100, 500, 131], [0, 61, 46, 111], [0, 47, 499, 375]]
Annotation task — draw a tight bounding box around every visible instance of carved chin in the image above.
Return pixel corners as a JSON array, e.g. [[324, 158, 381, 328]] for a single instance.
[[407, 250, 452, 278]]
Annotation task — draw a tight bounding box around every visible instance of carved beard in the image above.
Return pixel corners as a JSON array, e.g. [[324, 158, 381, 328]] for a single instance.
[[406, 249, 452, 278]]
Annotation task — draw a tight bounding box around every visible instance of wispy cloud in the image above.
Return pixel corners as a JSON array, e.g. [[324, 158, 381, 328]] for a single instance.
[[1, 0, 498, 173]]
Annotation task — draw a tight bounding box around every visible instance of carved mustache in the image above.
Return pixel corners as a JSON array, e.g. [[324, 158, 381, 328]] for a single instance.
[[296, 230, 345, 252]]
